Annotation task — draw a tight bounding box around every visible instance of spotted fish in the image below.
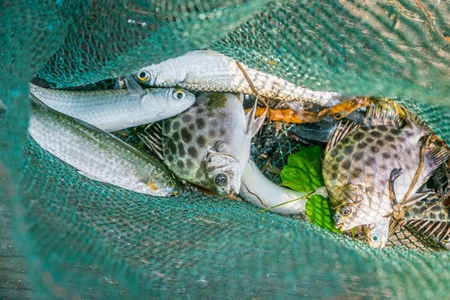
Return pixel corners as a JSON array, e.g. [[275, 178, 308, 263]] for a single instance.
[[364, 217, 391, 249], [322, 98, 450, 231], [142, 92, 266, 196]]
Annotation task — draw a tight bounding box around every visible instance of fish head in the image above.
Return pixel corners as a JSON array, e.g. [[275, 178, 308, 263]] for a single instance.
[[364, 219, 390, 249], [141, 88, 196, 116], [134, 60, 187, 86], [331, 184, 386, 231], [196, 152, 243, 196]]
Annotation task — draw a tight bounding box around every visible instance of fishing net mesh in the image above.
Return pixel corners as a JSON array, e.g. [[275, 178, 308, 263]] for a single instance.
[[2, 0, 450, 298]]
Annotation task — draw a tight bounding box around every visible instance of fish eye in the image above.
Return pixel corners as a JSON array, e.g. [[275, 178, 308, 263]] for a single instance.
[[138, 70, 151, 82], [443, 236, 450, 242], [173, 89, 186, 100], [341, 206, 352, 216], [370, 234, 379, 242], [214, 173, 228, 187]]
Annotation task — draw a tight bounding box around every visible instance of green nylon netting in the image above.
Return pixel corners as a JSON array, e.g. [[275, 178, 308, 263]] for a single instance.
[[2, 0, 450, 298]]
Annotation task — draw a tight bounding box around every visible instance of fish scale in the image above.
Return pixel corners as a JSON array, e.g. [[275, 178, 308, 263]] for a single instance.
[[323, 99, 450, 231]]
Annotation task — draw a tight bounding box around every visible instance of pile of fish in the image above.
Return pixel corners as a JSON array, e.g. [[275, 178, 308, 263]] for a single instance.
[[27, 50, 450, 251]]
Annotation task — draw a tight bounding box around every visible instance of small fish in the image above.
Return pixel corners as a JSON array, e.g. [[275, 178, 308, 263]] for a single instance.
[[364, 217, 390, 249], [28, 95, 181, 197], [141, 92, 265, 196], [29, 76, 195, 132], [323, 98, 450, 231], [132, 50, 342, 106], [239, 159, 328, 214]]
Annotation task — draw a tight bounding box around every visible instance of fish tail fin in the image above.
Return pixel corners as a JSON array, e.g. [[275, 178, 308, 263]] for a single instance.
[[245, 97, 267, 138], [138, 123, 164, 160]]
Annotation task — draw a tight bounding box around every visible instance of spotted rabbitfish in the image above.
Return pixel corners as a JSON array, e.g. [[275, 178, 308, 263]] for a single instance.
[[141, 92, 266, 196], [323, 98, 450, 231]]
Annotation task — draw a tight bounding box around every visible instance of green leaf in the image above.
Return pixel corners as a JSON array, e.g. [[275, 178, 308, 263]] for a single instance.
[[305, 194, 342, 234], [280, 145, 324, 192]]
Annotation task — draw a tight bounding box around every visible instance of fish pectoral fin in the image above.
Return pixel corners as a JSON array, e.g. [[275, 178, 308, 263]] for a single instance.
[[245, 99, 267, 138], [125, 75, 146, 97], [325, 120, 359, 152], [364, 97, 405, 127], [77, 170, 106, 183]]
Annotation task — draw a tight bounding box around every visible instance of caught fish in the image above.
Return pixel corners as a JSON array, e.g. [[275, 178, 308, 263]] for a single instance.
[[141, 92, 265, 196], [323, 98, 450, 231], [364, 217, 390, 249], [29, 76, 196, 132], [239, 160, 328, 214], [364, 162, 450, 249], [28, 95, 181, 197], [133, 50, 342, 106]]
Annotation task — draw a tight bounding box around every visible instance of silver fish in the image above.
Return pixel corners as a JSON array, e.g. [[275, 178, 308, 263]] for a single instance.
[[323, 98, 450, 231], [133, 50, 342, 106], [141, 92, 265, 196], [29, 95, 181, 197], [364, 217, 391, 249], [239, 159, 328, 214], [29, 76, 195, 132]]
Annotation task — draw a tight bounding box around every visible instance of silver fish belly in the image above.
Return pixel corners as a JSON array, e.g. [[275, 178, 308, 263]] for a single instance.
[[150, 92, 265, 196], [29, 78, 195, 132], [133, 50, 341, 106], [28, 96, 181, 197], [323, 99, 450, 231], [239, 159, 328, 214]]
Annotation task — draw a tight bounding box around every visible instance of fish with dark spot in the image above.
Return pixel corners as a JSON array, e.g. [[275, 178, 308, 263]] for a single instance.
[[323, 98, 450, 231], [141, 92, 266, 196]]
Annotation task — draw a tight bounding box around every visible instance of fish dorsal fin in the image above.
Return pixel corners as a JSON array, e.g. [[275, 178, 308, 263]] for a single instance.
[[125, 75, 146, 98], [138, 123, 164, 160], [245, 98, 267, 138], [364, 98, 405, 127], [325, 120, 359, 153]]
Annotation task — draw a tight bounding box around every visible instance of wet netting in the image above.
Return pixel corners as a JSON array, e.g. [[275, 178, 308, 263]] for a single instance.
[[2, 0, 450, 298]]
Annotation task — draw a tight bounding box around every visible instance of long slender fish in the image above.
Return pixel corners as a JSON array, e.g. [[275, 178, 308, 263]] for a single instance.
[[323, 98, 450, 231], [239, 160, 328, 214], [133, 50, 342, 106], [28, 95, 181, 197], [141, 92, 265, 196], [29, 77, 196, 132]]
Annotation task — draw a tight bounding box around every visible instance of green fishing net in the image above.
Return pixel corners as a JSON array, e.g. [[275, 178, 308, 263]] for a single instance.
[[2, 0, 450, 298]]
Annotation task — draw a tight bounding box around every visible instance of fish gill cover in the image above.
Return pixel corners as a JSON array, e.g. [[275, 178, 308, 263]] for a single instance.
[[2, 0, 450, 299]]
